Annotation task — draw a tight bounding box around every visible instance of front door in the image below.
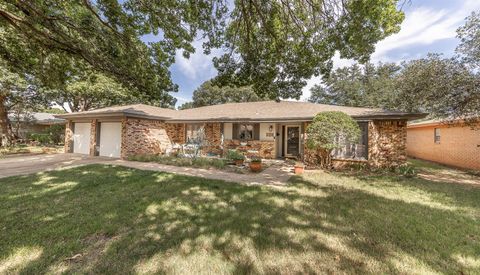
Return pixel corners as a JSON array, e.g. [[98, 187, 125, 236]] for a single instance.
[[285, 126, 300, 157]]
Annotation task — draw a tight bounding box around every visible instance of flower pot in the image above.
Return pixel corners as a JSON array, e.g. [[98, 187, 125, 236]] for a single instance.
[[294, 165, 304, 174], [234, 159, 244, 166], [250, 162, 262, 172]]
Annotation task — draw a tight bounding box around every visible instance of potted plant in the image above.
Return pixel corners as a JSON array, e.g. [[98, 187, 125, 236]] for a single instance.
[[249, 157, 262, 172], [227, 150, 245, 166], [294, 161, 305, 174]]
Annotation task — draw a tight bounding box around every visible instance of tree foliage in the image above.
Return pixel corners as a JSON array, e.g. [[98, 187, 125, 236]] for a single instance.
[[214, 0, 404, 99], [0, 63, 39, 145], [41, 68, 141, 112], [309, 55, 480, 123], [396, 55, 480, 121], [306, 111, 360, 168], [309, 62, 400, 109], [457, 11, 480, 68], [191, 80, 265, 108], [0, 0, 228, 106], [309, 12, 480, 124], [178, 101, 194, 110], [0, 0, 405, 103]]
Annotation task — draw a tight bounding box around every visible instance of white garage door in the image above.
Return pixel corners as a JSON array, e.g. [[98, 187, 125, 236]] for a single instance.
[[73, 123, 91, 155], [99, 122, 122, 158]]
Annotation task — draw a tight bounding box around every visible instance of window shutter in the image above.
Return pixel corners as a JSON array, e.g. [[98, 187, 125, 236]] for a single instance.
[[254, 123, 260, 140], [232, 123, 239, 139]]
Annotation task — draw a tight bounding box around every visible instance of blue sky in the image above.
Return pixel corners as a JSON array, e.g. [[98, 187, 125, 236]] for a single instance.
[[151, 0, 480, 106]]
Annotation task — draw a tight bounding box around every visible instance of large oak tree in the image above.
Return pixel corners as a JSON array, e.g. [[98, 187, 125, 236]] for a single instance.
[[0, 0, 405, 102], [0, 0, 407, 144]]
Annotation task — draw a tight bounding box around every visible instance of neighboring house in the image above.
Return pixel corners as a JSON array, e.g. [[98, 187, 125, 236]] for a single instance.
[[56, 101, 425, 168], [407, 119, 480, 170], [9, 112, 66, 138]]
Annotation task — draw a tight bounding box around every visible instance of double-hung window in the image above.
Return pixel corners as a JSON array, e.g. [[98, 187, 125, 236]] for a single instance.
[[232, 123, 259, 140]]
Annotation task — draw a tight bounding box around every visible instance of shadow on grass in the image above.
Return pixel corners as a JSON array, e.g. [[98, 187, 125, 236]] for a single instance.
[[0, 164, 479, 274]]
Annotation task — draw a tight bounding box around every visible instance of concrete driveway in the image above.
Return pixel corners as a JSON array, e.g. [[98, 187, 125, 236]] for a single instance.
[[0, 153, 112, 179], [0, 153, 293, 186]]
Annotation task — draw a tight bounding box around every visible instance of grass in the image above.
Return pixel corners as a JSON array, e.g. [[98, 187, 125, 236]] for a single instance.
[[128, 154, 228, 170], [0, 161, 479, 274], [0, 144, 63, 158]]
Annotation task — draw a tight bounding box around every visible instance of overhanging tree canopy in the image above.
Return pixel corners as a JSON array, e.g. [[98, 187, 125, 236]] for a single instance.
[[0, 0, 405, 103], [214, 0, 405, 99]]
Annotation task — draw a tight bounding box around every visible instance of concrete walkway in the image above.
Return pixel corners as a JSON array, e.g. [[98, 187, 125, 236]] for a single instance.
[[0, 153, 294, 186], [104, 159, 294, 186]]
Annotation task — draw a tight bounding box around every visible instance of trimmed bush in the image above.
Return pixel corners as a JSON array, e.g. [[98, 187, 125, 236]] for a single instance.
[[306, 111, 361, 169]]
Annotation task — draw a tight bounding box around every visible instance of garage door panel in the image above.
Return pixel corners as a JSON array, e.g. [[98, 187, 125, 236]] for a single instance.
[[73, 123, 91, 155], [99, 122, 122, 158]]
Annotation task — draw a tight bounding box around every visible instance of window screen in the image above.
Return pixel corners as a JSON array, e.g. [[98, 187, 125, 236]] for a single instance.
[[331, 122, 369, 160], [434, 128, 440, 144], [186, 124, 204, 144]]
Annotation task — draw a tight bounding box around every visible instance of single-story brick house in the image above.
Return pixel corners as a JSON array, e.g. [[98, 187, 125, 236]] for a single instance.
[[56, 101, 425, 168], [407, 119, 480, 170]]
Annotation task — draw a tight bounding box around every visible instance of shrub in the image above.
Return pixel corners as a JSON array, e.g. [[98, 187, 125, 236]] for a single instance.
[[397, 164, 416, 178], [250, 156, 262, 163], [27, 124, 65, 145], [28, 133, 52, 144], [306, 111, 361, 169], [226, 150, 245, 161]]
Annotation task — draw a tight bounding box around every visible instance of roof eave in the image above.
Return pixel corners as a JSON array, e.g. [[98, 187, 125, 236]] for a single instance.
[[55, 112, 126, 119], [166, 113, 428, 123], [56, 111, 171, 121]]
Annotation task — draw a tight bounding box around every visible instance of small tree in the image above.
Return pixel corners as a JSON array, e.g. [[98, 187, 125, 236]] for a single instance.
[[306, 112, 361, 168]]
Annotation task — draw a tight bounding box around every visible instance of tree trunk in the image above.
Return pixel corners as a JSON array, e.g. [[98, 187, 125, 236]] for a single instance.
[[316, 148, 333, 169], [0, 94, 15, 146]]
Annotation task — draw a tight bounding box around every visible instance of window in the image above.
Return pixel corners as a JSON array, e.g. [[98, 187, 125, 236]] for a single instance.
[[186, 124, 204, 144], [434, 128, 441, 144], [233, 123, 259, 140], [332, 122, 368, 160]]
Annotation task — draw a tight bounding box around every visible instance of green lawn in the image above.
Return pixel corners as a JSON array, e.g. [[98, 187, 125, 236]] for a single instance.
[[1, 162, 479, 274]]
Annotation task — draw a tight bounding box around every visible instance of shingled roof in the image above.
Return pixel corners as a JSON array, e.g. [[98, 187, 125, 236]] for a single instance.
[[56, 104, 178, 120], [56, 101, 427, 121]]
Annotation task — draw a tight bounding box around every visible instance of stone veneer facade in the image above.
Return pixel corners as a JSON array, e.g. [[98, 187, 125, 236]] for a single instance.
[[304, 120, 408, 168], [223, 140, 276, 159]]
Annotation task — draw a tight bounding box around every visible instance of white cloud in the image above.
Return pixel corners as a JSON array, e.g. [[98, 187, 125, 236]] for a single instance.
[[174, 40, 221, 80], [301, 0, 480, 99], [372, 0, 480, 62], [174, 95, 190, 103]]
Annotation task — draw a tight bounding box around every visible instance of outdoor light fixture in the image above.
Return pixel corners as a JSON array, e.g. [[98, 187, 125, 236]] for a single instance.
[[269, 125, 273, 132]]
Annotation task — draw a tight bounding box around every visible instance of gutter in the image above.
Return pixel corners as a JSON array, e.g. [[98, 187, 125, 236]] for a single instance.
[[56, 111, 427, 123]]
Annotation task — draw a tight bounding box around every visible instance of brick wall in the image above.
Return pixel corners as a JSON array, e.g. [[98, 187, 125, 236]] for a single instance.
[[407, 123, 480, 170], [303, 120, 408, 168], [165, 123, 186, 144], [64, 120, 74, 153], [368, 120, 407, 168], [204, 123, 223, 155], [223, 140, 276, 159], [89, 120, 98, 156], [121, 118, 185, 158]]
